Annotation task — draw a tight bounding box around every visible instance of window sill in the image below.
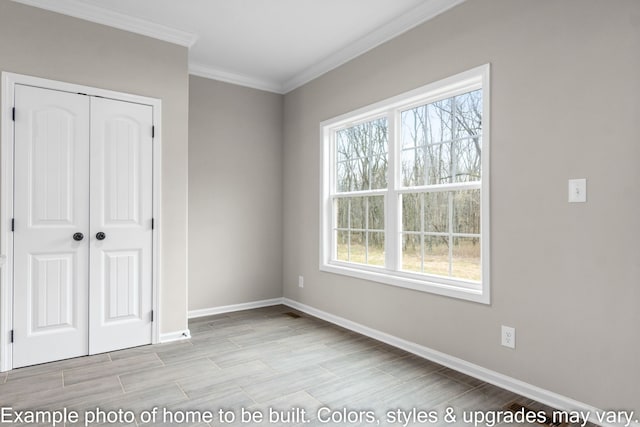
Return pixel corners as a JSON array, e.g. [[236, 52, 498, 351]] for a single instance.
[[320, 261, 490, 304]]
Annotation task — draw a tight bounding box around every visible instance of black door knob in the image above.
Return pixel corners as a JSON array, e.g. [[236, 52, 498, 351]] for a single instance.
[[96, 232, 106, 240], [73, 232, 84, 241]]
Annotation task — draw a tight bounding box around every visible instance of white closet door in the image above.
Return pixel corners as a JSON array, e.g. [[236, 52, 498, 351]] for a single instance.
[[88, 97, 153, 354], [13, 85, 90, 368]]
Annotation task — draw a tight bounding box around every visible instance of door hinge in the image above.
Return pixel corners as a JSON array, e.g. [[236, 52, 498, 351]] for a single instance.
[[10, 330, 14, 343], [152, 126, 155, 139], [12, 107, 15, 121], [150, 310, 154, 322], [151, 218, 154, 230], [11, 218, 14, 232]]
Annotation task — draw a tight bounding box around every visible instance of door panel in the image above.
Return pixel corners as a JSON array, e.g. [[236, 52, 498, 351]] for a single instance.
[[104, 116, 141, 224], [13, 85, 90, 368], [30, 108, 75, 225], [104, 250, 141, 321], [89, 97, 153, 354], [31, 253, 75, 330]]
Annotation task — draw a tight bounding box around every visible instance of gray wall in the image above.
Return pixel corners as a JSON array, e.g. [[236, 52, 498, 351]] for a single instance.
[[283, 0, 640, 412], [4, 0, 638, 413], [0, 1, 190, 334], [189, 76, 283, 310]]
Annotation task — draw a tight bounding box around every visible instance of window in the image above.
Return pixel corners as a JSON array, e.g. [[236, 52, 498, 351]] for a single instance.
[[320, 65, 490, 303]]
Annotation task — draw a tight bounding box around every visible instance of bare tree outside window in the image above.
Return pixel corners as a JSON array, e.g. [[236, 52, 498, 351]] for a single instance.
[[335, 118, 387, 266], [322, 65, 489, 302], [332, 90, 482, 281], [400, 89, 482, 281]]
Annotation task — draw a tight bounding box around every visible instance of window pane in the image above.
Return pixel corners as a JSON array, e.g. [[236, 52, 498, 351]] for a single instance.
[[337, 160, 367, 192], [425, 142, 454, 185], [349, 231, 366, 264], [336, 132, 352, 162], [349, 197, 365, 230], [455, 90, 482, 139], [336, 160, 349, 192], [401, 105, 426, 149], [401, 148, 425, 187], [426, 99, 453, 144], [423, 235, 450, 277], [402, 234, 422, 272], [335, 196, 386, 266], [360, 158, 371, 191], [402, 193, 421, 232], [367, 232, 385, 266], [367, 116, 388, 189], [335, 118, 388, 191], [336, 198, 349, 229], [452, 237, 481, 281], [368, 196, 384, 230], [336, 231, 349, 262], [424, 192, 449, 233], [402, 98, 454, 148], [371, 154, 388, 189], [354, 159, 369, 191], [370, 118, 388, 152], [454, 138, 481, 183], [400, 91, 484, 188], [453, 190, 480, 234], [337, 128, 363, 158]]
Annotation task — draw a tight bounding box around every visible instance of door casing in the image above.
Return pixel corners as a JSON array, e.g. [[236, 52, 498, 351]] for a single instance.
[[0, 72, 162, 372]]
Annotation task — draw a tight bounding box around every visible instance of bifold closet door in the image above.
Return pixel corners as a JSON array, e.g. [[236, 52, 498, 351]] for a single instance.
[[13, 85, 91, 368], [88, 97, 153, 354], [12, 85, 153, 368]]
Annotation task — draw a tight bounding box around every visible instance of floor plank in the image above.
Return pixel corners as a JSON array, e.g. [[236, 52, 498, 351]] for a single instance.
[[0, 305, 564, 427]]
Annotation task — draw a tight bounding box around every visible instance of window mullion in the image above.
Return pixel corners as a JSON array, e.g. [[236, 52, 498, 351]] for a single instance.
[[451, 96, 457, 184], [448, 191, 453, 277], [420, 194, 425, 273], [347, 198, 351, 262], [449, 96, 456, 277], [331, 197, 337, 261], [365, 197, 369, 264], [385, 110, 398, 271]]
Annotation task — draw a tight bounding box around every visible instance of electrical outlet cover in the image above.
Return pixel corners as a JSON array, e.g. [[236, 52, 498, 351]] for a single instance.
[[501, 325, 515, 349]]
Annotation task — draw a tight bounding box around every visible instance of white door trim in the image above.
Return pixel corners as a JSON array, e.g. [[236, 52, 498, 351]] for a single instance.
[[0, 72, 162, 371]]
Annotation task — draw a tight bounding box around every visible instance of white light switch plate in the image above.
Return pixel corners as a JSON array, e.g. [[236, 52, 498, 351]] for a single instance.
[[568, 178, 586, 203]]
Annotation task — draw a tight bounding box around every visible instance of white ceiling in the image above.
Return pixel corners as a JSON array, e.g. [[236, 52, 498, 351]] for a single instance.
[[12, 0, 465, 93]]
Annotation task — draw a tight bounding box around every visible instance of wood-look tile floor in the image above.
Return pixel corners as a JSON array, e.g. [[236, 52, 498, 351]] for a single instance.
[[0, 305, 563, 426]]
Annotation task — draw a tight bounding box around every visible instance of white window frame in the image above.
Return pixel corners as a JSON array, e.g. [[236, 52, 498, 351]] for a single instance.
[[320, 64, 490, 304]]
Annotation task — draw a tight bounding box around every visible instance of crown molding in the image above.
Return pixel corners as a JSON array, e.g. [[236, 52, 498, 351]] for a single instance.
[[11, 0, 467, 94], [281, 0, 467, 93], [190, 0, 467, 95], [189, 62, 285, 94], [11, 0, 198, 48]]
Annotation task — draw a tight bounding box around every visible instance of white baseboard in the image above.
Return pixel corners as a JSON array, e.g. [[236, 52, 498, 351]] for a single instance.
[[282, 298, 633, 427], [188, 297, 284, 319], [159, 329, 191, 343]]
